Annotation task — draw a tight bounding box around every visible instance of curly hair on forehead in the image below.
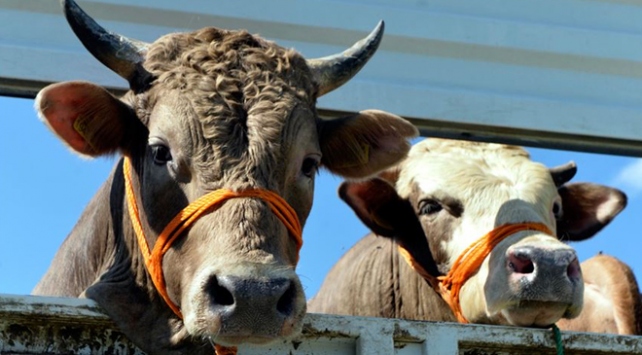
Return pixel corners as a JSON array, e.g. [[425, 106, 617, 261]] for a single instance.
[[138, 27, 319, 184], [142, 27, 317, 106]]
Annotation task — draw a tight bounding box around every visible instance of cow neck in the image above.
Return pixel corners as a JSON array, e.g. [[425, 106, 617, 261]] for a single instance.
[[122, 157, 303, 355], [398, 222, 553, 323]]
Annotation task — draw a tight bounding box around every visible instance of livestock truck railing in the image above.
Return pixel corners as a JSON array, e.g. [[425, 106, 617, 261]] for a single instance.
[[1, 294, 640, 355]]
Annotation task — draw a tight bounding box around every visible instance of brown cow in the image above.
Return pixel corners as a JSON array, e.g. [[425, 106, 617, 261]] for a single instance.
[[557, 253, 642, 335], [32, 1, 418, 353], [309, 138, 634, 331]]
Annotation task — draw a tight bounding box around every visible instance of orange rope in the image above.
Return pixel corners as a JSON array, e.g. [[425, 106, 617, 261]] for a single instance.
[[214, 344, 239, 355], [123, 157, 303, 354], [399, 222, 552, 323], [396, 246, 439, 286]]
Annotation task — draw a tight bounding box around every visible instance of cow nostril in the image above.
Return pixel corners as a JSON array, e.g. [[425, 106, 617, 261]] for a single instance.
[[276, 281, 297, 316], [208, 275, 234, 306], [567, 257, 581, 280], [508, 253, 535, 274]]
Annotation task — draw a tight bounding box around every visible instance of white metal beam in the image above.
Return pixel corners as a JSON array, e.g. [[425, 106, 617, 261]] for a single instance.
[[3, 0, 642, 155], [1, 294, 641, 354]]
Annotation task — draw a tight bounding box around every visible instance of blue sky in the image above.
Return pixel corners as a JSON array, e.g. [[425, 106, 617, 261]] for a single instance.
[[1, 95, 641, 301]]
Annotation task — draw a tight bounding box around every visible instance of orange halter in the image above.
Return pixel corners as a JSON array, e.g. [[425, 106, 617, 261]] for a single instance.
[[123, 157, 303, 354], [399, 222, 553, 323]]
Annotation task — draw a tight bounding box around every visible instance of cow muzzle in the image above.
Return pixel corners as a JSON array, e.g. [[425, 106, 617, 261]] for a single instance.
[[400, 222, 584, 326], [123, 157, 305, 349], [495, 242, 584, 326], [182, 263, 306, 346], [506, 245, 582, 287], [209, 276, 298, 332]]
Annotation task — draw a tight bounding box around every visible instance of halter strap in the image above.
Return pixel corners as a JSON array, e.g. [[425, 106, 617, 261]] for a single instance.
[[398, 222, 552, 323], [123, 157, 303, 354]]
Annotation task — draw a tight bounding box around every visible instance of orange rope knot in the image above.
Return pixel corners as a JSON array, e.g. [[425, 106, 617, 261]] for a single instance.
[[214, 344, 239, 355], [399, 222, 553, 323], [123, 157, 303, 355]]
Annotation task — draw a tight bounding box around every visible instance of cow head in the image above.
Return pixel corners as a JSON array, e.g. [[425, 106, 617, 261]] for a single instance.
[[340, 139, 626, 327], [34, 0, 417, 351]]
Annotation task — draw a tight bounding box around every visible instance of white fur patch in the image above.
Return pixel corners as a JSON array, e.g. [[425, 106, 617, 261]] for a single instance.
[[596, 192, 620, 223]]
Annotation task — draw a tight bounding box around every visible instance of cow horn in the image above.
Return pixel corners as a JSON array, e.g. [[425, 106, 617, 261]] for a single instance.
[[307, 21, 385, 97], [62, 0, 151, 91], [549, 161, 577, 187]]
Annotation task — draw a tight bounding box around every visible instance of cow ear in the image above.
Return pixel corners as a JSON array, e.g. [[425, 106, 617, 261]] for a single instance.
[[319, 110, 418, 178], [35, 81, 139, 157], [557, 182, 627, 241], [340, 178, 441, 277], [339, 178, 404, 237]]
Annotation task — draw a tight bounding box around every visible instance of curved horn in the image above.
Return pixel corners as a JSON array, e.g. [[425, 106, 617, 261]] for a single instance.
[[549, 161, 577, 187], [62, 0, 150, 90], [307, 21, 385, 97]]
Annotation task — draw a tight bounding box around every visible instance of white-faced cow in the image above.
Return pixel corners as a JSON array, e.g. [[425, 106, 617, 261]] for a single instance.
[[309, 138, 635, 332], [32, 1, 418, 353]]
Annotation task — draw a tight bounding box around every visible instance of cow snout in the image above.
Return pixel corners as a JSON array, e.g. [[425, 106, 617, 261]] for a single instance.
[[488, 244, 584, 326], [506, 246, 581, 283], [202, 274, 302, 341], [208, 275, 297, 318]]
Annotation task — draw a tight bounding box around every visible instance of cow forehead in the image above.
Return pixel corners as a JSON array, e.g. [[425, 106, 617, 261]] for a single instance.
[[143, 88, 318, 190], [397, 139, 561, 268], [131, 27, 320, 186], [396, 139, 553, 204], [397, 139, 559, 236], [136, 26, 317, 131], [142, 27, 316, 99]]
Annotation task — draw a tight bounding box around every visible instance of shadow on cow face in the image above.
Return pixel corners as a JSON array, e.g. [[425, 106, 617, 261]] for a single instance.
[[340, 151, 627, 328], [35, 1, 419, 352]]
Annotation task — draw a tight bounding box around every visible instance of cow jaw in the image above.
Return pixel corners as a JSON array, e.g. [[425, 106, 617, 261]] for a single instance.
[[500, 302, 579, 327]]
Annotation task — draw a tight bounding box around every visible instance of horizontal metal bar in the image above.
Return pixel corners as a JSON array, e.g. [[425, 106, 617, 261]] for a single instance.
[[1, 295, 641, 355], [4, 77, 642, 158], [4, 0, 642, 157]]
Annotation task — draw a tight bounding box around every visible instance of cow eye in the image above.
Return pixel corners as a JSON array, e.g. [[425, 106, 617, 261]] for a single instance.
[[150, 144, 172, 165], [301, 157, 320, 178], [419, 199, 442, 215], [552, 200, 563, 218]]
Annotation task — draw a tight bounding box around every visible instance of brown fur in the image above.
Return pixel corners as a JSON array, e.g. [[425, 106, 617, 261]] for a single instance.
[[557, 253, 642, 335], [308, 232, 455, 322], [131, 28, 316, 184], [35, 20, 418, 354]]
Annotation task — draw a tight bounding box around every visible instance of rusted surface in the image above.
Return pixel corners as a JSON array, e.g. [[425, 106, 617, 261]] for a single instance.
[[0, 295, 141, 354], [460, 346, 629, 355], [393, 322, 423, 343], [457, 324, 642, 355], [2, 295, 641, 354], [0, 316, 142, 354]]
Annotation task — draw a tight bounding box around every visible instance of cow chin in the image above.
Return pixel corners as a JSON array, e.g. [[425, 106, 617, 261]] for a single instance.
[[500, 301, 582, 327], [483, 273, 584, 327], [181, 262, 306, 346]]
